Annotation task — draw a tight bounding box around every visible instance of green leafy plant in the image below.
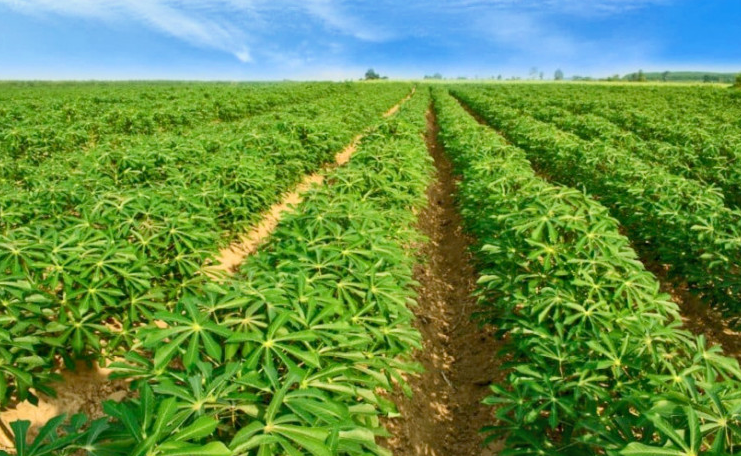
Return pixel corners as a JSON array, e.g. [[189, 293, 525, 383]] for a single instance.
[[453, 85, 741, 318], [0, 82, 416, 407], [433, 87, 741, 455], [1, 84, 428, 456]]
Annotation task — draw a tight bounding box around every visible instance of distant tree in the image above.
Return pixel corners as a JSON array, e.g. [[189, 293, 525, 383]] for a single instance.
[[703, 74, 711, 83], [497, 74, 502, 80], [734, 73, 741, 88], [662, 71, 671, 82], [529, 67, 538, 80], [626, 71, 644, 82], [554, 69, 564, 80], [539, 71, 544, 80], [423, 73, 443, 80], [364, 69, 380, 80]]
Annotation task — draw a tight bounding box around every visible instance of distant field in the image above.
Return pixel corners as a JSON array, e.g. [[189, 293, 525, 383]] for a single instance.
[[2, 82, 741, 456], [622, 70, 738, 82]]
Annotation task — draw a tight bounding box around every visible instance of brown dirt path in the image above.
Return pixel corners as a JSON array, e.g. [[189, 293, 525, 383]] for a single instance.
[[382, 107, 504, 456], [207, 86, 417, 276]]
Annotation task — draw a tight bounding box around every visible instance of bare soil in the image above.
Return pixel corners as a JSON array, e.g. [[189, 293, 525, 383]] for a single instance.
[[381, 108, 504, 456], [643, 262, 741, 359], [0, 362, 130, 450]]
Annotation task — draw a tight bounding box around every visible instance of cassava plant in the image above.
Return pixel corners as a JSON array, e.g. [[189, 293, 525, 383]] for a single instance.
[[433, 87, 741, 455]]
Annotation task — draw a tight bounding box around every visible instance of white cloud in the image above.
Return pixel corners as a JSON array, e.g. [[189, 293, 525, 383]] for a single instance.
[[477, 11, 580, 57], [0, 0, 676, 77], [0, 0, 397, 63], [0, 0, 256, 61], [302, 0, 392, 42], [453, 0, 664, 75], [234, 48, 252, 63]]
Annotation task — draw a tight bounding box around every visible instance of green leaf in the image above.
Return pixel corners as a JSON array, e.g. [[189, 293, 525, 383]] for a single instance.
[[173, 416, 220, 442], [620, 442, 686, 456], [160, 441, 232, 456], [10, 420, 30, 456], [273, 425, 331, 456]]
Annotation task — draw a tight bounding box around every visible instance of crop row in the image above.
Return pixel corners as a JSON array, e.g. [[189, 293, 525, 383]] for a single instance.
[[452, 87, 741, 316], [2, 90, 432, 455], [476, 85, 741, 190], [546, 87, 741, 184], [565, 95, 741, 152], [0, 85, 413, 407], [488, 84, 741, 136], [433, 87, 741, 455], [0, 82, 354, 162], [514, 102, 741, 209], [0, 83, 411, 179]]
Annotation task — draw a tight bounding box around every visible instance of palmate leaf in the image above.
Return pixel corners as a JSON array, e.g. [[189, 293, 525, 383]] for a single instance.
[[152, 362, 247, 423], [67, 275, 125, 315], [142, 299, 233, 370], [229, 311, 321, 372], [229, 388, 333, 456], [101, 384, 229, 456], [692, 388, 741, 454], [0, 233, 46, 275]]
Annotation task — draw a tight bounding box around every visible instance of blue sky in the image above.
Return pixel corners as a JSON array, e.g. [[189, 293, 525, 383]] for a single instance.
[[0, 0, 739, 80]]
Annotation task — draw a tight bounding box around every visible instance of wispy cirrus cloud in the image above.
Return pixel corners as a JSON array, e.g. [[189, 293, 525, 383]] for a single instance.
[[302, 0, 393, 42], [420, 0, 665, 72], [0, 0, 394, 62], [475, 11, 580, 56], [0, 0, 690, 79], [0, 0, 256, 61]]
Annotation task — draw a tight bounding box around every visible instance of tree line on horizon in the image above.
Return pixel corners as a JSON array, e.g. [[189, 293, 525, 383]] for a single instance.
[[364, 67, 741, 85]]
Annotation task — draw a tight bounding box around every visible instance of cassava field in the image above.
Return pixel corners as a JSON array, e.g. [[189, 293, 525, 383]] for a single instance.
[[2, 81, 741, 456]]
